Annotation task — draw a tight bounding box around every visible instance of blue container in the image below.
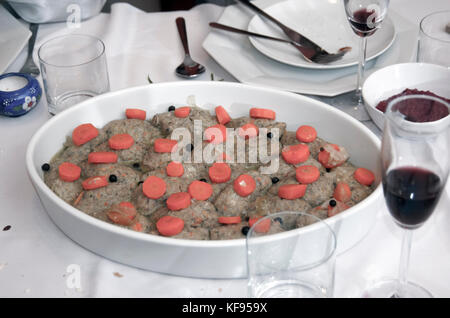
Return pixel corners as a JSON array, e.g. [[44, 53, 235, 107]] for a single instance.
[[0, 72, 42, 117]]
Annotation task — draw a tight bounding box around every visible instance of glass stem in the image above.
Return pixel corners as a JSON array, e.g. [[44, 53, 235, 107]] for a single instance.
[[356, 36, 367, 104], [397, 229, 413, 297]]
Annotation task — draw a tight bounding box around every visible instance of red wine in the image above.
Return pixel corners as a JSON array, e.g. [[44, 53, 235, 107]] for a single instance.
[[383, 167, 443, 228], [349, 8, 379, 37]]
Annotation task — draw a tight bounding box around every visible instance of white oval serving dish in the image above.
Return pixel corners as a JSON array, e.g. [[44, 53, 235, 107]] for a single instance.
[[363, 63, 450, 130], [26, 81, 382, 278]]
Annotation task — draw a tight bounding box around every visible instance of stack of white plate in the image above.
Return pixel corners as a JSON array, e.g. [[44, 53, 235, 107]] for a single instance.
[[203, 0, 418, 97]]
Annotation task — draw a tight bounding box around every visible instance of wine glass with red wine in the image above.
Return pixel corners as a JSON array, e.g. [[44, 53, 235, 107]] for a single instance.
[[365, 94, 450, 298], [343, 0, 389, 120]]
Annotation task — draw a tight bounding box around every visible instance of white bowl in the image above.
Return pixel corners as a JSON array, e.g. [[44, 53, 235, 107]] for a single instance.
[[26, 81, 382, 278], [363, 63, 450, 130]]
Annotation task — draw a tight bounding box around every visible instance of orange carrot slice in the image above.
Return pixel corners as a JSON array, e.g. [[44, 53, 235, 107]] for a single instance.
[[249, 217, 271, 233], [108, 134, 134, 150], [215, 106, 231, 125], [106, 202, 136, 225], [318, 149, 333, 169], [174, 106, 191, 118], [188, 180, 213, 201], [334, 182, 352, 202], [118, 202, 137, 220], [354, 167, 375, 186], [82, 176, 108, 190], [295, 165, 320, 184], [125, 108, 146, 120], [142, 175, 166, 199], [205, 124, 227, 144], [58, 162, 81, 182], [218, 216, 242, 224], [278, 184, 307, 200], [166, 192, 191, 211], [166, 161, 184, 177], [107, 211, 133, 226], [296, 125, 317, 143], [72, 123, 98, 146], [156, 216, 184, 236], [208, 162, 231, 183], [281, 144, 310, 164], [154, 138, 178, 153], [249, 108, 276, 120], [238, 123, 259, 139], [233, 174, 256, 197]]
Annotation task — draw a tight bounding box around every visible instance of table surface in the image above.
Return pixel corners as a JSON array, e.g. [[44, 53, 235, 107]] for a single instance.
[[1, 0, 449, 298]]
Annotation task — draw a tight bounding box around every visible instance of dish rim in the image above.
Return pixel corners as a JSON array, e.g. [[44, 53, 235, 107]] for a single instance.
[[362, 62, 450, 115]]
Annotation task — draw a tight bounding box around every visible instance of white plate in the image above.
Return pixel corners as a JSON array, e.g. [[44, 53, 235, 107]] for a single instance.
[[0, 6, 31, 74], [26, 81, 382, 278], [202, 0, 417, 96], [247, 0, 396, 69], [362, 63, 450, 130]]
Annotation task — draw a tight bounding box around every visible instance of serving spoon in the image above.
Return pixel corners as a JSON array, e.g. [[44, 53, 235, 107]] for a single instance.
[[175, 17, 205, 79], [209, 22, 351, 64]]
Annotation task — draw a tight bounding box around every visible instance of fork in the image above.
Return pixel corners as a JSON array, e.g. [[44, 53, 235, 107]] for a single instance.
[[209, 22, 350, 64], [19, 23, 40, 77], [235, 0, 350, 61]]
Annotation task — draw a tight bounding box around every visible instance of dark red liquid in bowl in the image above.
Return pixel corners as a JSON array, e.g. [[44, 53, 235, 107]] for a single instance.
[[376, 89, 450, 122]]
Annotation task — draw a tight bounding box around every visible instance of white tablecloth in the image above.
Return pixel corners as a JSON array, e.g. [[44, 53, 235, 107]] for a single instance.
[[1, 0, 449, 298]]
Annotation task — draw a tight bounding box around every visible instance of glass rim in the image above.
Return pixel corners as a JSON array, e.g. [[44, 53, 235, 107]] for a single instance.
[[419, 10, 450, 44], [246, 211, 337, 269], [38, 34, 106, 68]]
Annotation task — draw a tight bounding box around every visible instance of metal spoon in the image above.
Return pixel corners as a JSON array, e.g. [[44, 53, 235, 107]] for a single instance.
[[175, 17, 205, 79], [19, 23, 40, 77]]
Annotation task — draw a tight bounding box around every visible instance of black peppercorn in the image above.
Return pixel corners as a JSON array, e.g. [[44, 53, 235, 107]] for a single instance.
[[271, 177, 280, 184], [168, 105, 175, 112], [320, 147, 325, 152], [199, 178, 207, 183], [267, 132, 273, 139], [329, 199, 337, 207], [326, 168, 331, 173], [41, 163, 50, 171], [274, 217, 283, 224], [109, 174, 118, 182], [133, 163, 140, 169], [241, 226, 250, 236]]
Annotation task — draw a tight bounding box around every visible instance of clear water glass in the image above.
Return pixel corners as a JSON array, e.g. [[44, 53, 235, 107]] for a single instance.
[[38, 34, 110, 115], [246, 211, 336, 298], [418, 10, 450, 67]]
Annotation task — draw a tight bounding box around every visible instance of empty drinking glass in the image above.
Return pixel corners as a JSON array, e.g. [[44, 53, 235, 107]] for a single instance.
[[38, 34, 110, 115], [418, 10, 450, 67], [246, 211, 336, 298]]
